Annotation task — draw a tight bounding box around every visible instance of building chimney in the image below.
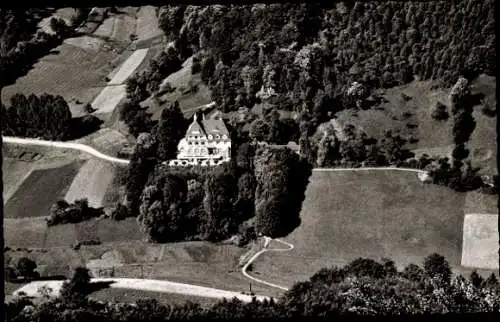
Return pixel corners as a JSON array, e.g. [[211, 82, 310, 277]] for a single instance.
[[193, 113, 197, 122], [202, 113, 205, 120]]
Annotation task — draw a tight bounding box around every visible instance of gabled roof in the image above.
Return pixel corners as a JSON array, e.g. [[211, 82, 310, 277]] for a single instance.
[[201, 118, 229, 137]]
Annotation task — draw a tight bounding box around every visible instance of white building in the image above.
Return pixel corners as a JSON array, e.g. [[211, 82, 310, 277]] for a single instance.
[[168, 113, 231, 167]]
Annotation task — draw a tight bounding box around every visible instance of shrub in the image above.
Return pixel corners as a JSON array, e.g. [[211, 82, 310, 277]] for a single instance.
[[481, 104, 496, 117], [431, 101, 449, 121]]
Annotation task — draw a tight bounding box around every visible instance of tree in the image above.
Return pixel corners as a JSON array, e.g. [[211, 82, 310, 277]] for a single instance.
[[60, 266, 92, 304], [16, 257, 37, 281], [202, 167, 238, 240], [431, 101, 449, 121], [153, 101, 186, 160], [423, 253, 452, 284], [469, 270, 484, 288]]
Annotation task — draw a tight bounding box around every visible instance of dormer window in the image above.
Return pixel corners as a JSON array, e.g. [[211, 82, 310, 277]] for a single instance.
[[208, 135, 213, 140], [222, 135, 227, 140], [215, 135, 220, 140]]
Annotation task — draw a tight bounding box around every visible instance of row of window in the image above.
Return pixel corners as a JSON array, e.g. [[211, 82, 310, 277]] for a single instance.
[[190, 134, 227, 140]]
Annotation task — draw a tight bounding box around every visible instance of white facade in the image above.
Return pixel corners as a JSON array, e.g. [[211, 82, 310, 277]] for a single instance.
[[168, 113, 231, 167]]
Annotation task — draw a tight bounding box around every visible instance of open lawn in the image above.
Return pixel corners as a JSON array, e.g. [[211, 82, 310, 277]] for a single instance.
[[250, 170, 495, 288], [4, 162, 84, 219], [336, 75, 497, 175], [1, 40, 124, 117], [89, 287, 220, 308]]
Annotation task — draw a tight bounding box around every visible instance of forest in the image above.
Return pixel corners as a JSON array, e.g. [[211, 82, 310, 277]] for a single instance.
[[5, 254, 500, 320]]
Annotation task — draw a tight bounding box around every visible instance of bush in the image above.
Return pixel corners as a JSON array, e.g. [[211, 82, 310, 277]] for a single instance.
[[431, 101, 449, 121], [47, 198, 104, 226], [191, 58, 202, 74], [481, 104, 496, 117]]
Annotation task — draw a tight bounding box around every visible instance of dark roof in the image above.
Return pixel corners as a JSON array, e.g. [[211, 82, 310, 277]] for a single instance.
[[201, 118, 229, 137]]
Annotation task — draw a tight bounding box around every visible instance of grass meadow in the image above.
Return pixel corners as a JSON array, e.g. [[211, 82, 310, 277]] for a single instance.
[[250, 170, 497, 288]]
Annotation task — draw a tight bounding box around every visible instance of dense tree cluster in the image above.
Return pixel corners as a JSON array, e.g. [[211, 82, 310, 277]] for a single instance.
[[158, 1, 494, 116], [46, 198, 104, 226], [254, 146, 311, 237], [1, 93, 73, 140], [6, 254, 500, 321]]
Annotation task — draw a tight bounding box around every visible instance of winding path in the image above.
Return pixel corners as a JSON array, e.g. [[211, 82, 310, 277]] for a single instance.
[[241, 237, 294, 291], [13, 277, 271, 303]]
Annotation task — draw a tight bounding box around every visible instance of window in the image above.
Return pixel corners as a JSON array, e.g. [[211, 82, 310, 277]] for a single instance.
[[215, 135, 220, 139], [208, 135, 213, 140], [222, 135, 227, 140]]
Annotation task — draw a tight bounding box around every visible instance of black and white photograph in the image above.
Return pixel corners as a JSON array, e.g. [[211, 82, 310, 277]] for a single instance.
[[1, 1, 499, 319]]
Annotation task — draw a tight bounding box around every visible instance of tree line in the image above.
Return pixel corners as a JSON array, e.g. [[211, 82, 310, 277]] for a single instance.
[[1, 93, 102, 140], [5, 254, 500, 321]]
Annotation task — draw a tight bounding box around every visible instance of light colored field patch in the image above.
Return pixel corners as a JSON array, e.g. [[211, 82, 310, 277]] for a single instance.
[[461, 214, 499, 270], [107, 48, 149, 85], [135, 6, 163, 42], [91, 85, 127, 114], [64, 158, 116, 208], [111, 15, 137, 43], [93, 16, 117, 38], [64, 36, 106, 51]]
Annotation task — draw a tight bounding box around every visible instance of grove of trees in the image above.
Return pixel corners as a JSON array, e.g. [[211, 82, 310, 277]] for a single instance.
[[1, 93, 73, 140]]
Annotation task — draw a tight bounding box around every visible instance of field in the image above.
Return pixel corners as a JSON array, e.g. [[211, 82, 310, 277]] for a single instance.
[[89, 288, 220, 308], [91, 85, 127, 114], [1, 39, 123, 117], [144, 56, 213, 120], [4, 162, 84, 219], [135, 6, 164, 44], [336, 75, 497, 175], [2, 158, 38, 203], [93, 14, 137, 43], [250, 170, 498, 288], [461, 214, 499, 270], [63, 158, 117, 208], [107, 48, 149, 85]]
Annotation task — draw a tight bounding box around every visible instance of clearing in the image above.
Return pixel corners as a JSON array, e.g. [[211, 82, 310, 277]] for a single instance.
[[336, 75, 497, 175], [143, 56, 213, 120], [250, 170, 498, 288], [4, 162, 84, 219]]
